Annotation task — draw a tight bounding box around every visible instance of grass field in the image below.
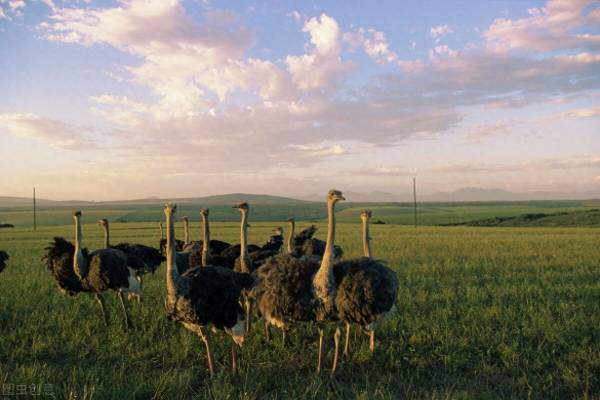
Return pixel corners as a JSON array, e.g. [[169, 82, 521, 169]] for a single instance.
[[1, 218, 599, 399]]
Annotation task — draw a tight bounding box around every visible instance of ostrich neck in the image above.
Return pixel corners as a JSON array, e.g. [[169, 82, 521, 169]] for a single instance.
[[240, 210, 250, 272], [286, 220, 295, 254], [73, 218, 88, 279], [103, 224, 110, 249], [313, 201, 336, 304], [362, 218, 371, 257], [166, 212, 182, 298], [183, 219, 189, 245], [201, 214, 210, 266]]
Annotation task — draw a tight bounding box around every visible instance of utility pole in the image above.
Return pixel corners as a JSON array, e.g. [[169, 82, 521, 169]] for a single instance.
[[412, 177, 417, 228], [33, 187, 37, 232]]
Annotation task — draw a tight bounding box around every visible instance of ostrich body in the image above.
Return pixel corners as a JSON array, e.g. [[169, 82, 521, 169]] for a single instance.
[[291, 224, 344, 260], [254, 190, 345, 377], [163, 203, 252, 376], [43, 211, 141, 329], [0, 250, 9, 273], [335, 209, 398, 357], [98, 219, 163, 275]]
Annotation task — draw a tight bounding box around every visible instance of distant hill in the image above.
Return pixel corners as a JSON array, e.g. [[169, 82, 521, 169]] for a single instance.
[[443, 209, 600, 227], [0, 193, 311, 207]]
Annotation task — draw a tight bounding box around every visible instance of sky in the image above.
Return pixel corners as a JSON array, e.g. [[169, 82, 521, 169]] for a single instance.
[[0, 0, 599, 201]]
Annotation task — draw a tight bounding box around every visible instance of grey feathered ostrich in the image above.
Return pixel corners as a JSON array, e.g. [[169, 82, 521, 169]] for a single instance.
[[254, 190, 346, 377], [334, 209, 398, 360], [43, 211, 141, 329], [163, 203, 253, 377], [0, 250, 9, 273]]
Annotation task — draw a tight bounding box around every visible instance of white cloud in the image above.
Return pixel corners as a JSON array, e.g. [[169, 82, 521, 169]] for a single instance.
[[430, 24, 453, 43], [343, 27, 397, 64], [485, 0, 600, 52], [0, 113, 97, 150], [285, 13, 354, 90]]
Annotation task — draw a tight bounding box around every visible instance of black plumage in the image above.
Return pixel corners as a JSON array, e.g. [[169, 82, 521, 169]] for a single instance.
[[166, 265, 253, 331], [0, 250, 9, 274], [292, 225, 344, 260], [254, 254, 324, 324], [111, 243, 164, 274], [333, 257, 398, 327], [43, 237, 89, 295], [159, 238, 185, 257]]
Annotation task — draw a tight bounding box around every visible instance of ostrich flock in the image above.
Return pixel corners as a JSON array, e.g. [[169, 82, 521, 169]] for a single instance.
[[0, 190, 398, 381]]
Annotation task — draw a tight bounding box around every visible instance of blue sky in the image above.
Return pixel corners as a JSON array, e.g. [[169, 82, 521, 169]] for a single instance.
[[0, 0, 598, 200]]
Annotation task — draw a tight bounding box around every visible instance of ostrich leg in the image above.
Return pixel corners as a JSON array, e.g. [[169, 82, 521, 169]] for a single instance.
[[95, 293, 109, 327], [316, 327, 325, 374], [231, 341, 238, 373], [117, 291, 133, 330], [343, 323, 352, 358], [198, 328, 216, 377], [331, 327, 341, 379], [263, 321, 272, 342]]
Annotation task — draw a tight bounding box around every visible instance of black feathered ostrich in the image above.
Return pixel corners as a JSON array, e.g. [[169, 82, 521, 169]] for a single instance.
[[97, 218, 164, 302], [184, 209, 233, 268], [43, 211, 141, 329], [254, 190, 346, 378], [288, 220, 344, 260], [335, 209, 398, 360], [163, 203, 253, 377], [0, 250, 9, 273]]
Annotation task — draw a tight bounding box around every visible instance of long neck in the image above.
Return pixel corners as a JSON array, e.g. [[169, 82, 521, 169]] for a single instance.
[[286, 220, 295, 254], [183, 219, 189, 245], [103, 223, 110, 249], [362, 217, 371, 257], [166, 212, 181, 297], [239, 210, 250, 272], [73, 217, 88, 279], [201, 214, 210, 266], [313, 200, 336, 304]]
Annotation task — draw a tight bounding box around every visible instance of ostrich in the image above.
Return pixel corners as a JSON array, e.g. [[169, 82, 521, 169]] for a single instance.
[[291, 224, 344, 260], [159, 221, 184, 257], [254, 190, 346, 377], [334, 209, 398, 360], [163, 203, 252, 376], [0, 250, 9, 273], [98, 219, 164, 302], [98, 219, 163, 275], [43, 211, 141, 329]]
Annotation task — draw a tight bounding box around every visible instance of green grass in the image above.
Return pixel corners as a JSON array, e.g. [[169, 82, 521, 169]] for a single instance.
[[1, 221, 600, 399]]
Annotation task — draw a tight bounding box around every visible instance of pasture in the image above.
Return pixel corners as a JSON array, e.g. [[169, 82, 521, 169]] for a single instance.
[[1, 218, 599, 399]]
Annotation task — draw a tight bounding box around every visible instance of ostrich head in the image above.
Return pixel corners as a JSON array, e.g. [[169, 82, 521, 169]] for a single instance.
[[273, 227, 283, 235], [73, 210, 82, 219], [97, 218, 109, 227], [181, 216, 188, 223], [233, 202, 249, 211], [164, 203, 177, 216], [287, 217, 295, 223], [200, 208, 209, 217], [360, 210, 372, 220], [327, 189, 345, 203]]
